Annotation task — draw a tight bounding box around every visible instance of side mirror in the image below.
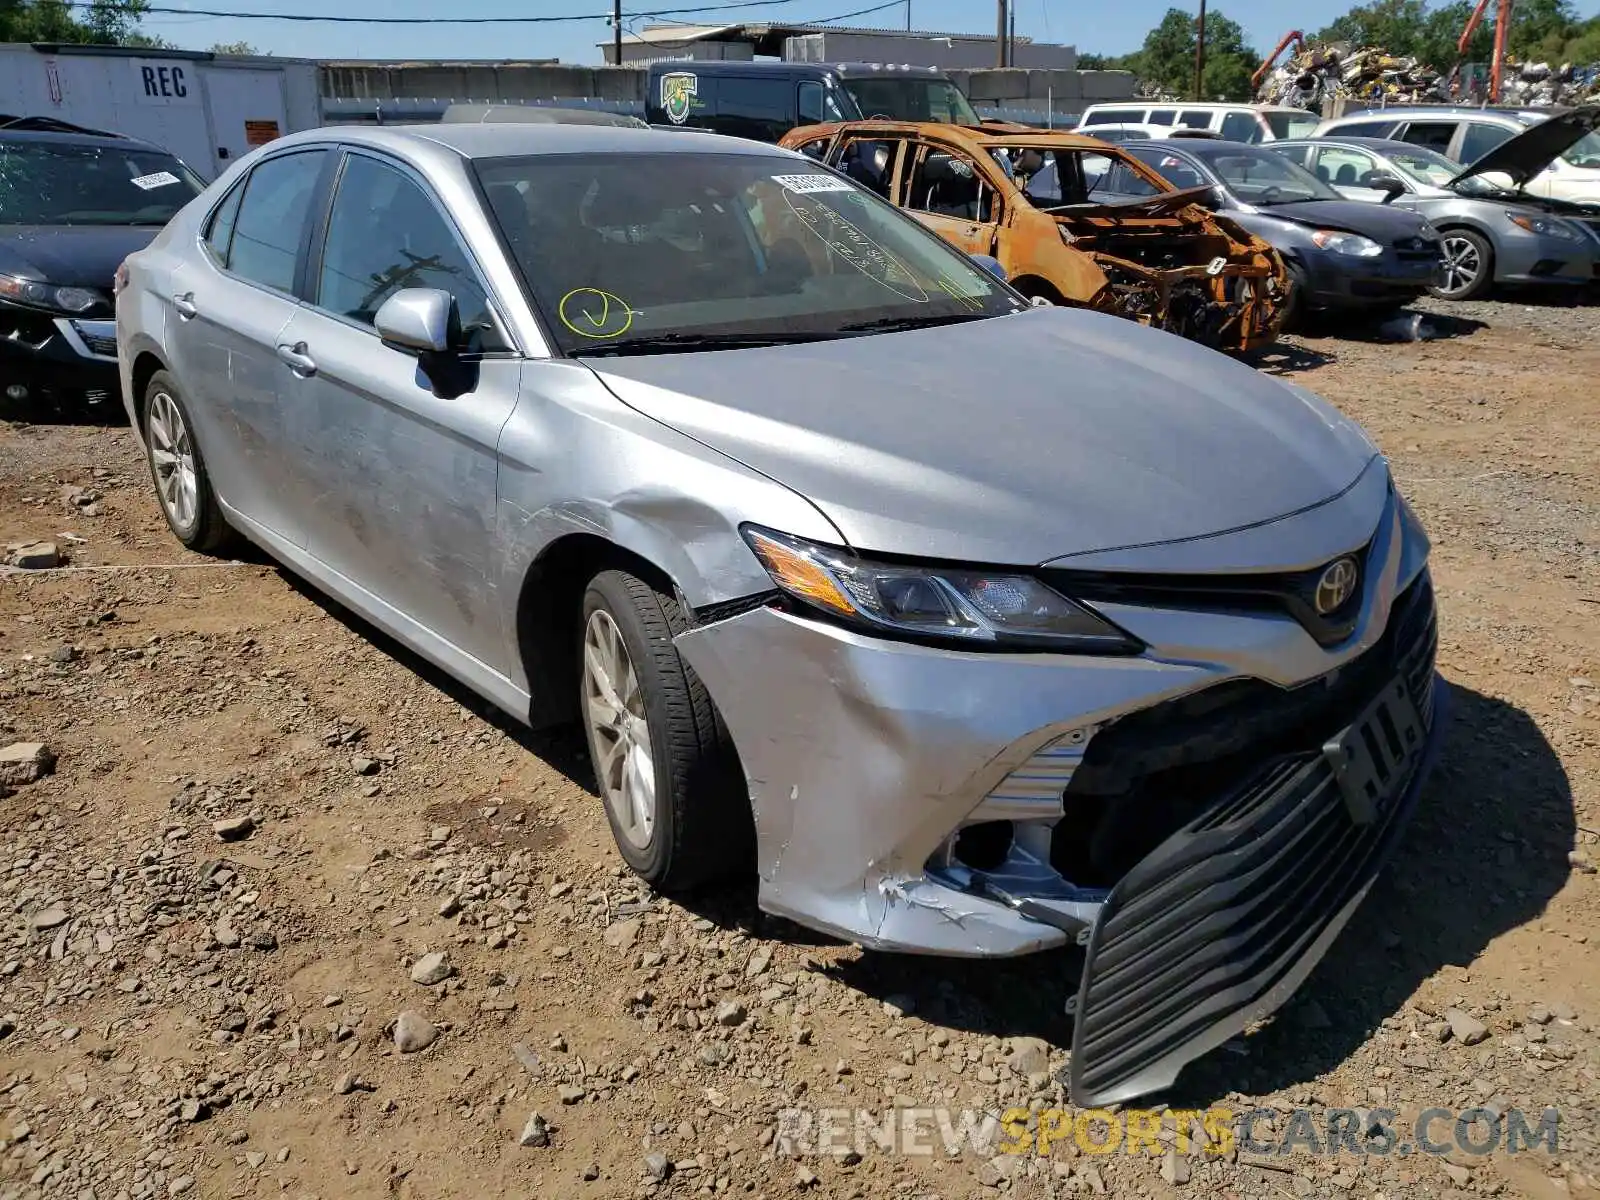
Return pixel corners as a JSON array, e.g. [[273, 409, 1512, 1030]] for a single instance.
[[969, 253, 1007, 281], [1366, 172, 1407, 200], [375, 288, 459, 355]]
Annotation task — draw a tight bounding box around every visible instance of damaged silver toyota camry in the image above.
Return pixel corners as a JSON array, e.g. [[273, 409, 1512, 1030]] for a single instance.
[[116, 123, 1443, 1107]]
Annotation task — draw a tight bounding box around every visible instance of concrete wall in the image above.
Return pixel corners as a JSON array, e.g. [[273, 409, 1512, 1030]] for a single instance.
[[949, 68, 1136, 105], [320, 62, 647, 103], [783, 31, 1076, 71]]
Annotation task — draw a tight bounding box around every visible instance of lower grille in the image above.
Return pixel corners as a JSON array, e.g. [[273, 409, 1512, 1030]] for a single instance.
[[1066, 572, 1439, 1106]]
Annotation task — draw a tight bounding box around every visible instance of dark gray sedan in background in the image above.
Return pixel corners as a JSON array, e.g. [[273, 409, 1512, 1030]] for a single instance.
[[1121, 138, 1444, 321], [116, 122, 1442, 1107]]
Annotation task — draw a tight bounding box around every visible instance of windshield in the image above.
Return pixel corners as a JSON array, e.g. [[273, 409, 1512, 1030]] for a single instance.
[[1263, 111, 1321, 140], [1564, 130, 1600, 168], [842, 78, 981, 126], [1201, 147, 1340, 204], [476, 152, 1021, 356], [1384, 144, 1465, 187], [0, 140, 203, 225]]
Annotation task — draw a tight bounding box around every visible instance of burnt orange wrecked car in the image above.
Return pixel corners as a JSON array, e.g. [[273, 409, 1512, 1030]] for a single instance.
[[780, 120, 1289, 352]]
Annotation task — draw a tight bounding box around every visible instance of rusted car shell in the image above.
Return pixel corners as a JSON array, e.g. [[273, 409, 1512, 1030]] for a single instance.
[[780, 120, 1289, 352]]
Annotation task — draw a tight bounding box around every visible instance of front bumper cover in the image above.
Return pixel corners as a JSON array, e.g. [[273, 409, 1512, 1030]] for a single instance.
[[675, 480, 1439, 1104], [0, 300, 119, 402]]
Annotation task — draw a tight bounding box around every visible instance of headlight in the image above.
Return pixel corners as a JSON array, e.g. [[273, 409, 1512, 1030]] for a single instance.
[[0, 272, 102, 313], [1311, 230, 1384, 258], [1508, 213, 1579, 240], [742, 526, 1140, 652]]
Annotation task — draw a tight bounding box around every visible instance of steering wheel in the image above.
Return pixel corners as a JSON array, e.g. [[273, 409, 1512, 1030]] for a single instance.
[[1258, 185, 1284, 203]]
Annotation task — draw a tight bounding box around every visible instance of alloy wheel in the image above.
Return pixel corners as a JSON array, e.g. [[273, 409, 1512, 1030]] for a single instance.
[[1439, 235, 1483, 297], [147, 391, 199, 535], [582, 608, 657, 850]]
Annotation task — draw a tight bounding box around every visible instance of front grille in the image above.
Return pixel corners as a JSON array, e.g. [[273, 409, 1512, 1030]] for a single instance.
[[1066, 573, 1438, 1107]]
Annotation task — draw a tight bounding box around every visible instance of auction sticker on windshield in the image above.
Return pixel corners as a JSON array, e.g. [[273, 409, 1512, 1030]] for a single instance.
[[772, 174, 855, 195], [130, 171, 181, 190]]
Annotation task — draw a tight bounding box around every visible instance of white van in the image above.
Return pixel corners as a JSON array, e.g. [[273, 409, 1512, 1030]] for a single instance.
[[1077, 102, 1320, 144]]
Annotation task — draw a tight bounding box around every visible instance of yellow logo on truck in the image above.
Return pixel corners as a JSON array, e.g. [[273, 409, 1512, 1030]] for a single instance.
[[660, 72, 698, 124]]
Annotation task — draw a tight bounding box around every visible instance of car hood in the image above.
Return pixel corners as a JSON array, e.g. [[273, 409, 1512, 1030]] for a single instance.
[[0, 224, 160, 290], [586, 308, 1379, 566], [1449, 106, 1600, 188], [1251, 198, 1431, 238]]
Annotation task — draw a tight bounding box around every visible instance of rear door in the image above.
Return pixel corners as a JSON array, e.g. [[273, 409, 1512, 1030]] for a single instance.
[[165, 147, 331, 546], [275, 148, 522, 668]]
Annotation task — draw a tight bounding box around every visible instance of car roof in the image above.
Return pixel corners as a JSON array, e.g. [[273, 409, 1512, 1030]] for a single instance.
[[793, 118, 1131, 152], [1084, 101, 1301, 113], [1273, 136, 1440, 154], [1328, 106, 1539, 123], [264, 122, 793, 162], [648, 59, 950, 78], [0, 127, 168, 153]]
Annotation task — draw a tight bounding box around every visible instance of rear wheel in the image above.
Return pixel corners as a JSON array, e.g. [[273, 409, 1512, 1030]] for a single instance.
[[1432, 229, 1493, 300], [579, 569, 751, 891], [142, 371, 234, 553]]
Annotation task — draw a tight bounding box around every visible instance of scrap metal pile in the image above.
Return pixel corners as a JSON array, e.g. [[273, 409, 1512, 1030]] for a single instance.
[[1257, 40, 1600, 109], [1256, 42, 1449, 108]]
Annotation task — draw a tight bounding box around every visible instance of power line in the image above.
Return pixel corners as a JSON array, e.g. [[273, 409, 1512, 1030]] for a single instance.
[[34, 0, 822, 24]]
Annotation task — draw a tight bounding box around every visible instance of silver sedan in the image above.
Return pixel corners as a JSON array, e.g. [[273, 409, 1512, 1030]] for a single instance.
[[116, 123, 1442, 1106]]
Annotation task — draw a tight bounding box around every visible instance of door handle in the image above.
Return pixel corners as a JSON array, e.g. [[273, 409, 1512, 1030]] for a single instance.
[[276, 341, 317, 377], [172, 292, 197, 320]]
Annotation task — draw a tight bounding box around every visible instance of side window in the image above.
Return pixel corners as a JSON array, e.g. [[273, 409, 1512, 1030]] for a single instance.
[[1399, 121, 1458, 153], [1331, 119, 1398, 138], [228, 150, 326, 293], [797, 81, 825, 125], [203, 179, 245, 267], [1128, 149, 1206, 190], [791, 133, 832, 162], [1460, 121, 1515, 164], [712, 77, 793, 141], [1313, 146, 1377, 187], [1220, 111, 1262, 143], [1082, 108, 1143, 126], [837, 137, 898, 199], [1178, 110, 1213, 129], [906, 146, 996, 222], [316, 153, 503, 349], [1147, 109, 1177, 126]]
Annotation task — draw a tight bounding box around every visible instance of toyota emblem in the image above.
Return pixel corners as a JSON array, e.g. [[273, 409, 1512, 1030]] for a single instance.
[[1314, 557, 1359, 615]]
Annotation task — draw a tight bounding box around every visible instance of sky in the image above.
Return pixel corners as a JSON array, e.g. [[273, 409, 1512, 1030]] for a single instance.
[[131, 0, 1600, 63]]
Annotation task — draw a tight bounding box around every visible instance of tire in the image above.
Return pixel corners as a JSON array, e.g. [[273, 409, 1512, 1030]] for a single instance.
[[1432, 229, 1494, 301], [1278, 262, 1310, 331], [578, 569, 751, 891], [142, 371, 234, 553], [1014, 278, 1066, 307]]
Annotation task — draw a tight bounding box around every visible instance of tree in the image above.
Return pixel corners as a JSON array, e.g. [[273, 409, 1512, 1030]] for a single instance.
[[1130, 7, 1258, 100], [210, 40, 260, 55], [0, 0, 156, 45]]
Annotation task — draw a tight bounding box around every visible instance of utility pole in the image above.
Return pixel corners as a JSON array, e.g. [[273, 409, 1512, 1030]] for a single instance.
[[996, 0, 1008, 67], [613, 0, 622, 66], [905, 0, 911, 32], [1009, 0, 1017, 68], [1193, 0, 1208, 99]]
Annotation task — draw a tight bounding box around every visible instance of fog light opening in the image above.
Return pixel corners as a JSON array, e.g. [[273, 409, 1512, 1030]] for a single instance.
[[4, 384, 27, 401], [951, 821, 1014, 872]]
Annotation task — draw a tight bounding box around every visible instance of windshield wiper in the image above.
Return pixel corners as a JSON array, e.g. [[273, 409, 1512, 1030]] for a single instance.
[[836, 313, 991, 334], [568, 332, 841, 357]]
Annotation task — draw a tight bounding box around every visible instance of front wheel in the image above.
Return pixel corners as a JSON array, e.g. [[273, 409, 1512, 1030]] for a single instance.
[[579, 569, 751, 891], [1432, 229, 1493, 301]]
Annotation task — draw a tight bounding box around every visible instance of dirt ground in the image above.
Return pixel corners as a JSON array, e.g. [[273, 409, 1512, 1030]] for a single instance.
[[1, 299, 1597, 1200]]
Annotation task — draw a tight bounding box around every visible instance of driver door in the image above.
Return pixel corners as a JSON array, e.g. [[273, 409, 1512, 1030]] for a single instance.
[[901, 143, 1002, 258]]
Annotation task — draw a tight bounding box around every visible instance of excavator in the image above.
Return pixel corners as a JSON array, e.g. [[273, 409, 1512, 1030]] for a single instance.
[[1456, 0, 1515, 102], [1252, 29, 1305, 91]]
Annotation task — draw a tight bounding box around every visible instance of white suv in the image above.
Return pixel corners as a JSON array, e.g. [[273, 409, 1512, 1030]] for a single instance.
[[1315, 106, 1600, 204], [1078, 102, 1321, 144]]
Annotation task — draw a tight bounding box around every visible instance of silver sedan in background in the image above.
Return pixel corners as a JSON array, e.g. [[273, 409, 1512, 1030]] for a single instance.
[[117, 123, 1442, 1106], [1267, 113, 1600, 299]]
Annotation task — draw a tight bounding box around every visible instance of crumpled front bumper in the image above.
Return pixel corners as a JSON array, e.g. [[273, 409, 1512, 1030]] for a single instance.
[[674, 480, 1440, 1103]]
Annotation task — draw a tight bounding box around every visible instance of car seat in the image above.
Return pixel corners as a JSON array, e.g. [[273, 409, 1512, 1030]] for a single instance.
[[1335, 163, 1360, 187]]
